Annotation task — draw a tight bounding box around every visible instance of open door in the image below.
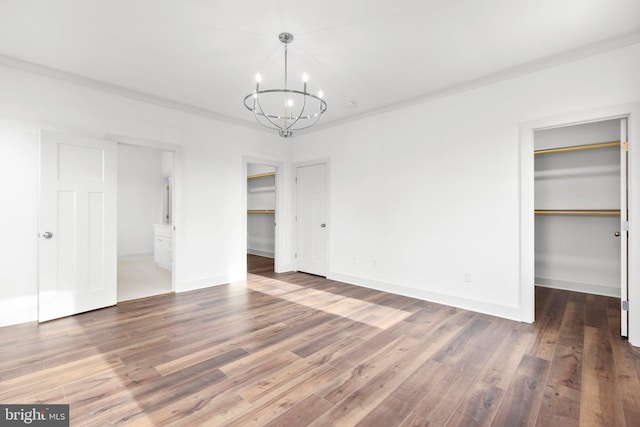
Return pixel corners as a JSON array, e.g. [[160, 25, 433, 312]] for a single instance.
[[39, 131, 117, 322], [621, 118, 629, 337]]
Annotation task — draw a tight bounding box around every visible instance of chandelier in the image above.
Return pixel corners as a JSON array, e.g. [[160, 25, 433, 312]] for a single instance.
[[244, 33, 327, 138]]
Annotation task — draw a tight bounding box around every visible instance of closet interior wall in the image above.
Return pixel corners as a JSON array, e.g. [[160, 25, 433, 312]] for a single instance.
[[247, 164, 276, 258], [534, 119, 622, 297]]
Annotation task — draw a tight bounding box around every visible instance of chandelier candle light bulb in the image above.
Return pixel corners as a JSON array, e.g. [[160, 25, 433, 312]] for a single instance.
[[244, 33, 327, 138]]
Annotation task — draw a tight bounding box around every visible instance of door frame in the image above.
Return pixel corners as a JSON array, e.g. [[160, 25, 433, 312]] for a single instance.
[[519, 104, 640, 345], [243, 157, 284, 273], [106, 133, 183, 294], [293, 158, 330, 276]]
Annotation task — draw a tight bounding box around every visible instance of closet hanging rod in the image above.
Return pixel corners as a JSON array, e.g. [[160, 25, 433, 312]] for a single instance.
[[534, 141, 620, 155], [247, 209, 275, 214], [247, 172, 276, 179], [535, 209, 620, 216]]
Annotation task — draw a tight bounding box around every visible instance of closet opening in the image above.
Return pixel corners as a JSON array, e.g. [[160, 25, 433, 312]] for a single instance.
[[117, 145, 174, 301], [534, 118, 628, 336], [247, 163, 276, 276]]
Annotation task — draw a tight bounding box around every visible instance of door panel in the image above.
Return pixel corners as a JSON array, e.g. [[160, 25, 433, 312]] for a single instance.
[[39, 131, 117, 322], [88, 192, 106, 291], [296, 163, 327, 276], [621, 118, 629, 337]]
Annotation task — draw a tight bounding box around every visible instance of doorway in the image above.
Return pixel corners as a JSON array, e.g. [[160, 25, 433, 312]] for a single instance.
[[116, 144, 174, 301], [534, 119, 628, 335], [247, 163, 277, 275], [521, 106, 640, 344]]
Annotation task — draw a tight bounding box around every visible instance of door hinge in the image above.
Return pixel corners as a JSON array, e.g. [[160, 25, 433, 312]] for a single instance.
[[295, 177, 298, 184], [622, 220, 629, 232], [622, 300, 629, 311], [622, 141, 629, 152], [295, 253, 297, 259]]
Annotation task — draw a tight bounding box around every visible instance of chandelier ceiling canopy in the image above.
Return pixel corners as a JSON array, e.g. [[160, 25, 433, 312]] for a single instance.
[[244, 33, 327, 138]]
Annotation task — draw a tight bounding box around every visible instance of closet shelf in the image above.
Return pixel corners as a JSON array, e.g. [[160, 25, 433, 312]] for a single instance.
[[248, 209, 275, 214], [249, 186, 276, 193], [535, 164, 619, 179], [534, 141, 620, 155], [248, 172, 276, 179], [535, 209, 620, 216]]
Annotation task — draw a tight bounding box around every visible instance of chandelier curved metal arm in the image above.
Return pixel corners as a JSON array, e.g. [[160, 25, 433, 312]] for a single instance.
[[243, 33, 327, 138]]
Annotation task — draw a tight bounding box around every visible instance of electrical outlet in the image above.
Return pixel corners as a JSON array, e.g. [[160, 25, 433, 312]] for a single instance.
[[465, 272, 473, 283]]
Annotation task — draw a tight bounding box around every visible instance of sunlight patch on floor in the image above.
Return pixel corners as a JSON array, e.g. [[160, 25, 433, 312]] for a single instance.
[[247, 277, 413, 329]]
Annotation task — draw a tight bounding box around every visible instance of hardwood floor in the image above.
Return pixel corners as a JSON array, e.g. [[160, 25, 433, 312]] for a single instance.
[[1, 255, 639, 426]]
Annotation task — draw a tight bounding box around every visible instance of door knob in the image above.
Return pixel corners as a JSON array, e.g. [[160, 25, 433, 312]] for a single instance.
[[43, 232, 53, 239], [320, 223, 326, 228], [614, 231, 621, 237]]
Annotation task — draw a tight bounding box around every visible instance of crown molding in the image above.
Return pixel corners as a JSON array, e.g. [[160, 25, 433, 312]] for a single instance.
[[0, 53, 261, 131], [2, 29, 640, 138], [312, 30, 640, 133]]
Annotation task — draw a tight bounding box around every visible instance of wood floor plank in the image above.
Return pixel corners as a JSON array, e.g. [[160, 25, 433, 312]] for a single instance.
[[220, 364, 342, 426], [536, 383, 580, 427], [478, 322, 534, 391], [309, 338, 434, 426], [0, 257, 636, 426], [609, 328, 640, 422], [262, 393, 334, 427], [527, 314, 562, 361], [319, 335, 416, 404], [490, 355, 551, 426], [399, 413, 437, 427], [413, 318, 513, 424], [580, 325, 626, 426], [355, 359, 448, 426], [444, 382, 505, 427]]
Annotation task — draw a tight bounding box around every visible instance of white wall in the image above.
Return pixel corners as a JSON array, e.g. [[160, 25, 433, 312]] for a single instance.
[[117, 144, 164, 259], [0, 121, 39, 326], [293, 42, 640, 321], [0, 64, 292, 327]]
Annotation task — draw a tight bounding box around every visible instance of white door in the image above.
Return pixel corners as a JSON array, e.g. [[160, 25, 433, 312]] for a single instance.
[[620, 118, 629, 337], [296, 163, 327, 276], [39, 131, 117, 322]]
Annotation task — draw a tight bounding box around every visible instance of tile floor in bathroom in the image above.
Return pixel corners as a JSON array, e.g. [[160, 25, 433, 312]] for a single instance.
[[117, 257, 172, 302]]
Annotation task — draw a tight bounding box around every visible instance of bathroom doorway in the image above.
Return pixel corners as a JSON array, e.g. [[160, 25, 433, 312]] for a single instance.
[[117, 144, 174, 301]]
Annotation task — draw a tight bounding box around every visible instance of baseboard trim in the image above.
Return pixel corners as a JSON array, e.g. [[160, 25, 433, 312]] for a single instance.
[[248, 249, 275, 258], [0, 295, 37, 327], [177, 275, 234, 293], [535, 277, 620, 298], [329, 272, 522, 322], [118, 253, 153, 260], [275, 263, 294, 274]]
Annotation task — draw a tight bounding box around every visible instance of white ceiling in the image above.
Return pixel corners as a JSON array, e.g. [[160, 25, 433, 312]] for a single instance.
[[1, 0, 640, 133]]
